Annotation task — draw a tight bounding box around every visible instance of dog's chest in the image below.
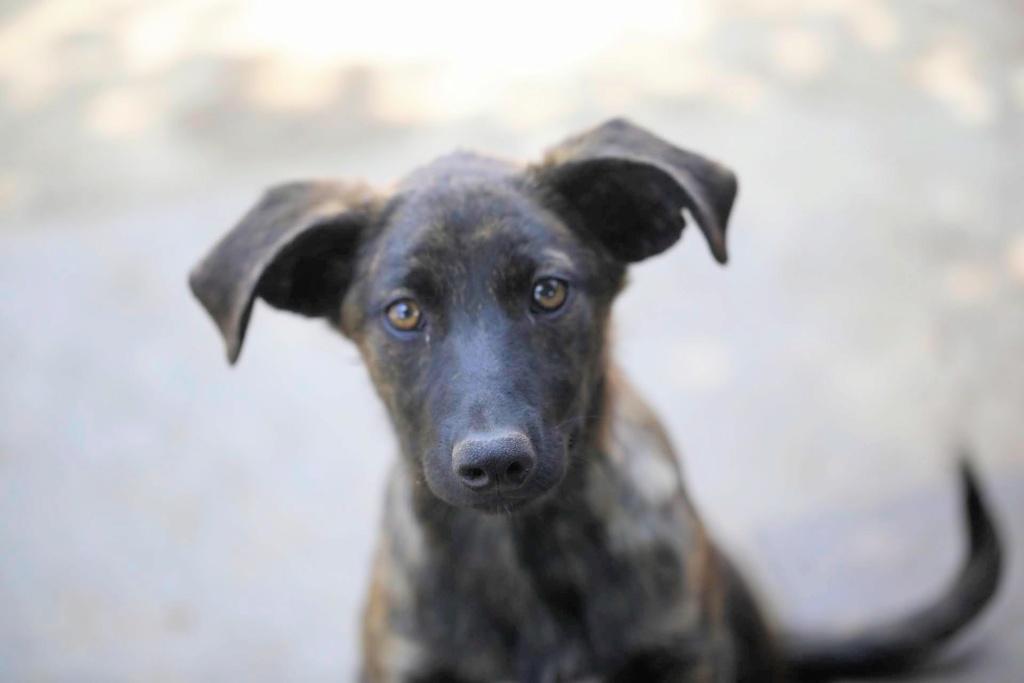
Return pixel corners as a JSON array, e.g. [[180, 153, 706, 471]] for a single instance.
[[413, 504, 692, 681], [419, 523, 614, 680], [513, 510, 634, 639]]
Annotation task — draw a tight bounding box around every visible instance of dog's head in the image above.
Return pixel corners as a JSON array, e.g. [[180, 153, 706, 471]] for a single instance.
[[190, 119, 737, 512]]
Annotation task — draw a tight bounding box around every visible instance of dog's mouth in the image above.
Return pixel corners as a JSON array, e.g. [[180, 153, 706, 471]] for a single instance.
[[564, 422, 582, 451], [463, 489, 554, 515], [420, 424, 574, 513]]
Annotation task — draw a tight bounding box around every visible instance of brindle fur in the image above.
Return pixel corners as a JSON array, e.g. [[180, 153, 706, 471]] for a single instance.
[[189, 120, 1002, 683]]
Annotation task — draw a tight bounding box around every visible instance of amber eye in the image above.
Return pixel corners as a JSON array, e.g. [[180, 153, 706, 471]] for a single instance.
[[385, 298, 422, 332], [531, 278, 568, 312]]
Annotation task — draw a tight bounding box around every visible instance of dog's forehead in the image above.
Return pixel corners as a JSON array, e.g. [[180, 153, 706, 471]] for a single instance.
[[378, 156, 572, 263], [397, 151, 521, 190]]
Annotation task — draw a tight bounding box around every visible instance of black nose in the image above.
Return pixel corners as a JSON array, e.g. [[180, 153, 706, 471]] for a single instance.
[[452, 431, 536, 492]]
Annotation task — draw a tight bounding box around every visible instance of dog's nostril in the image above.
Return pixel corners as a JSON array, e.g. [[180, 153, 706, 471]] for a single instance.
[[456, 464, 495, 491], [462, 467, 487, 482], [504, 460, 530, 487]]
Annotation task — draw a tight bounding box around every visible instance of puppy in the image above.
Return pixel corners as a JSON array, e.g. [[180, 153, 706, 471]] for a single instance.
[[190, 119, 1002, 682]]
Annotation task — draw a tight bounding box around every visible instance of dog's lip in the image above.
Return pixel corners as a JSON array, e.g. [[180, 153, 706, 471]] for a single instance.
[[464, 491, 545, 513]]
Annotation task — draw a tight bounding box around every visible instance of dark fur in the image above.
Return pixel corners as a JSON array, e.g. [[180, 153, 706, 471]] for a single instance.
[[189, 119, 1003, 682]]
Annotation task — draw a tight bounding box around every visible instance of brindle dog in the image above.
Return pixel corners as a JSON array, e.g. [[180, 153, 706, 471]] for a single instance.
[[190, 120, 1002, 682]]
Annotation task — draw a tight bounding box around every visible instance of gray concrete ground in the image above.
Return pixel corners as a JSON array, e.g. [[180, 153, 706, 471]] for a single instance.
[[1, 1, 1022, 681]]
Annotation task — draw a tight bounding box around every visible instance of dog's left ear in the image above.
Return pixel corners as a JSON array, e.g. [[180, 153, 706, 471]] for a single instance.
[[189, 180, 377, 364], [531, 118, 737, 264]]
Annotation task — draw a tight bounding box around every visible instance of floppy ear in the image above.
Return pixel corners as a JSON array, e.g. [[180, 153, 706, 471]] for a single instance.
[[188, 180, 376, 364], [532, 118, 738, 264]]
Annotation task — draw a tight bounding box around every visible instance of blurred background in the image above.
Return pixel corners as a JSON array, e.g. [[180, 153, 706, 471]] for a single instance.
[[1, 0, 1022, 680]]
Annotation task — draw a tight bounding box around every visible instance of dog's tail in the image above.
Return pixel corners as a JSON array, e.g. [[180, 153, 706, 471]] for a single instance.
[[783, 459, 1003, 682]]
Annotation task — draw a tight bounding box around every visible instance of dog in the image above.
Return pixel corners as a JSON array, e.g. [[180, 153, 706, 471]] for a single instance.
[[189, 119, 1002, 682]]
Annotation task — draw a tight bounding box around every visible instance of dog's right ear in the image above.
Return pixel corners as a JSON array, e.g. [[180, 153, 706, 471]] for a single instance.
[[189, 181, 376, 364]]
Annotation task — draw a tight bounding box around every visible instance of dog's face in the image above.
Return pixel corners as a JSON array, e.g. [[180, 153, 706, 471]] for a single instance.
[[341, 170, 624, 510], [189, 119, 737, 512]]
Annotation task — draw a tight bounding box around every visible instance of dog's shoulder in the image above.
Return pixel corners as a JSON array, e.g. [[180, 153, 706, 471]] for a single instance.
[[603, 369, 686, 509]]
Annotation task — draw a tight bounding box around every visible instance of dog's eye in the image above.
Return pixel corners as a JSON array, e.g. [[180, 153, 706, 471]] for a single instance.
[[385, 298, 423, 332], [531, 278, 568, 313]]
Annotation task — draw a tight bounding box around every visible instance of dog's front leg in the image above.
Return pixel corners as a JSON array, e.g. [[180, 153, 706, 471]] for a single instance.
[[604, 635, 735, 683], [360, 553, 456, 683], [516, 642, 592, 683], [361, 623, 486, 683], [513, 610, 594, 683], [606, 658, 727, 683]]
